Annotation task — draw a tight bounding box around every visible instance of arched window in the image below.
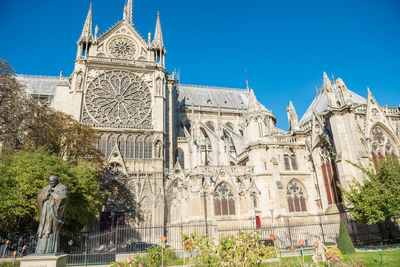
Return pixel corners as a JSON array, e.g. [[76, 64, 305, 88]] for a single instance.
[[135, 136, 144, 158], [107, 135, 117, 157], [126, 135, 135, 159], [118, 135, 126, 158], [371, 126, 397, 163], [291, 155, 297, 170], [175, 148, 185, 169], [144, 136, 153, 159], [98, 135, 107, 156], [286, 180, 307, 212], [284, 155, 291, 170], [284, 154, 298, 170], [320, 141, 342, 205], [214, 183, 235, 216]]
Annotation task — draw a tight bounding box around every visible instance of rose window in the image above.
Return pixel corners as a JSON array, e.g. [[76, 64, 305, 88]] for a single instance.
[[108, 37, 136, 59], [84, 71, 152, 125]]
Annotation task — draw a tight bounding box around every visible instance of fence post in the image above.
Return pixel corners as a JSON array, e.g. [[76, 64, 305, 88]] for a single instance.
[[286, 217, 293, 245], [115, 223, 118, 254], [84, 227, 88, 267], [319, 215, 326, 244]]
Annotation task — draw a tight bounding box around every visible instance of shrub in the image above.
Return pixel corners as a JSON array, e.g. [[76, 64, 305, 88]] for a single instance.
[[337, 220, 355, 254]]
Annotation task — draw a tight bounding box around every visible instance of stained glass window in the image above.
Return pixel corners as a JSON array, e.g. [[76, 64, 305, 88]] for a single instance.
[[287, 180, 307, 212], [214, 183, 235, 216]]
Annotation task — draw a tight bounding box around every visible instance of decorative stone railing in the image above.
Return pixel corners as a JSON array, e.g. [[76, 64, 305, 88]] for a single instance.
[[81, 56, 161, 68], [190, 166, 254, 176], [382, 106, 400, 115], [265, 136, 299, 144], [177, 137, 188, 142]]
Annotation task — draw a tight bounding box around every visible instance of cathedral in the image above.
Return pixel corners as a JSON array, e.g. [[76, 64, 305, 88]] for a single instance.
[[17, 1, 400, 230]]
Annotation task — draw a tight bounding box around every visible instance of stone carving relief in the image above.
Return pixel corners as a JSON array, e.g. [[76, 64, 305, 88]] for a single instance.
[[82, 70, 152, 126]]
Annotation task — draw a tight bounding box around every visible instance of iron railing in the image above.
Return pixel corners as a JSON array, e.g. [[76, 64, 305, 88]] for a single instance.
[[1, 215, 399, 265]]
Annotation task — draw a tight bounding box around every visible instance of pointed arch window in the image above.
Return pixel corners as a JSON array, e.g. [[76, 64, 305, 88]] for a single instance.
[[107, 135, 117, 157], [135, 136, 144, 158], [371, 126, 397, 163], [214, 183, 235, 216], [144, 136, 153, 159], [118, 136, 126, 158], [286, 180, 307, 212]]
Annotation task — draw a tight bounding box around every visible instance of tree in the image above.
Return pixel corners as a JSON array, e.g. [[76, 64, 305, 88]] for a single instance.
[[0, 58, 26, 151], [0, 146, 103, 235], [341, 155, 400, 224], [0, 58, 105, 235], [336, 220, 355, 254]]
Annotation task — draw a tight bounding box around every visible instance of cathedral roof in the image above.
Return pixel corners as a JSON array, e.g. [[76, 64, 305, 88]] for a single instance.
[[16, 75, 59, 95], [177, 84, 253, 110], [299, 82, 366, 126]]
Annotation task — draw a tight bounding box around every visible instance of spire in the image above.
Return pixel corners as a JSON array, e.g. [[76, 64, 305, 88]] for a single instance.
[[323, 72, 331, 90], [151, 12, 164, 49], [79, 3, 94, 43], [124, 0, 133, 25]]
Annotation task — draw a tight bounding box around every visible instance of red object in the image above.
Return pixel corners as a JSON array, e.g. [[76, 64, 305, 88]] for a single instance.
[[126, 257, 133, 264], [138, 263, 144, 267], [299, 239, 304, 246], [255, 216, 261, 229], [184, 240, 191, 249], [5, 240, 10, 245], [22, 245, 27, 251], [290, 245, 295, 251], [13, 251, 17, 257], [160, 235, 167, 243], [269, 234, 275, 241]]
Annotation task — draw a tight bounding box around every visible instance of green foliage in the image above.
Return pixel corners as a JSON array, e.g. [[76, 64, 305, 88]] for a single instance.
[[0, 146, 103, 234], [0, 262, 19, 267], [145, 245, 180, 267], [110, 246, 181, 267], [181, 231, 276, 266], [341, 155, 400, 224], [337, 220, 355, 254]]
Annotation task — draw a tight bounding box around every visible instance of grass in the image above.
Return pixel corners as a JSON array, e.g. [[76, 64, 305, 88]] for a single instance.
[[261, 249, 400, 266]]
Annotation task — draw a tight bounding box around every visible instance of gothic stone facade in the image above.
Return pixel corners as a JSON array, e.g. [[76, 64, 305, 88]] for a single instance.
[[17, 2, 400, 229]]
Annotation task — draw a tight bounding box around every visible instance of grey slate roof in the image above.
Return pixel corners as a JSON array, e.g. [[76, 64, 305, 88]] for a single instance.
[[177, 84, 251, 109], [16, 75, 59, 95], [299, 87, 366, 125]]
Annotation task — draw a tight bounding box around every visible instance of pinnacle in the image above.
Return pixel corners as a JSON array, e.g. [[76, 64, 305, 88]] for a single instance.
[[79, 3, 94, 43], [151, 11, 164, 49]]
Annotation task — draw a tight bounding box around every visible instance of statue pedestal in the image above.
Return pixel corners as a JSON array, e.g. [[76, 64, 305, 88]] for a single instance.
[[20, 254, 68, 267]]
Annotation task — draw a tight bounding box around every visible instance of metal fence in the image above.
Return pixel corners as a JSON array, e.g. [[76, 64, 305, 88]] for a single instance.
[[1, 215, 400, 265]]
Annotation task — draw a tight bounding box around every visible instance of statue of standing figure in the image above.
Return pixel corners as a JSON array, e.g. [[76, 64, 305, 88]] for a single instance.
[[35, 175, 68, 254]]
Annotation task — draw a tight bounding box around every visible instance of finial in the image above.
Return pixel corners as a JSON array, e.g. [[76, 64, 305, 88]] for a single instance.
[[148, 32, 152, 44], [60, 71, 63, 79], [95, 25, 99, 41]]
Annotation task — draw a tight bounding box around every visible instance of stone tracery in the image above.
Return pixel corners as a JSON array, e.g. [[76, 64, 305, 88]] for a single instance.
[[83, 70, 152, 126]]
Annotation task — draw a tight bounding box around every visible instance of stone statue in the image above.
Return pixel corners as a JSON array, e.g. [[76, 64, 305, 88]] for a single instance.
[[286, 101, 299, 132], [35, 175, 68, 254]]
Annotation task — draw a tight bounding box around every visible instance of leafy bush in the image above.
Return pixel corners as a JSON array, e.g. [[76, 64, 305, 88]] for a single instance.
[[337, 220, 355, 254], [181, 231, 276, 266]]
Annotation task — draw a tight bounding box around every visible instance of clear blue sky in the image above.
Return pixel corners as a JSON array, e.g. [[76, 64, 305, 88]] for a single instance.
[[1, 0, 399, 130]]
